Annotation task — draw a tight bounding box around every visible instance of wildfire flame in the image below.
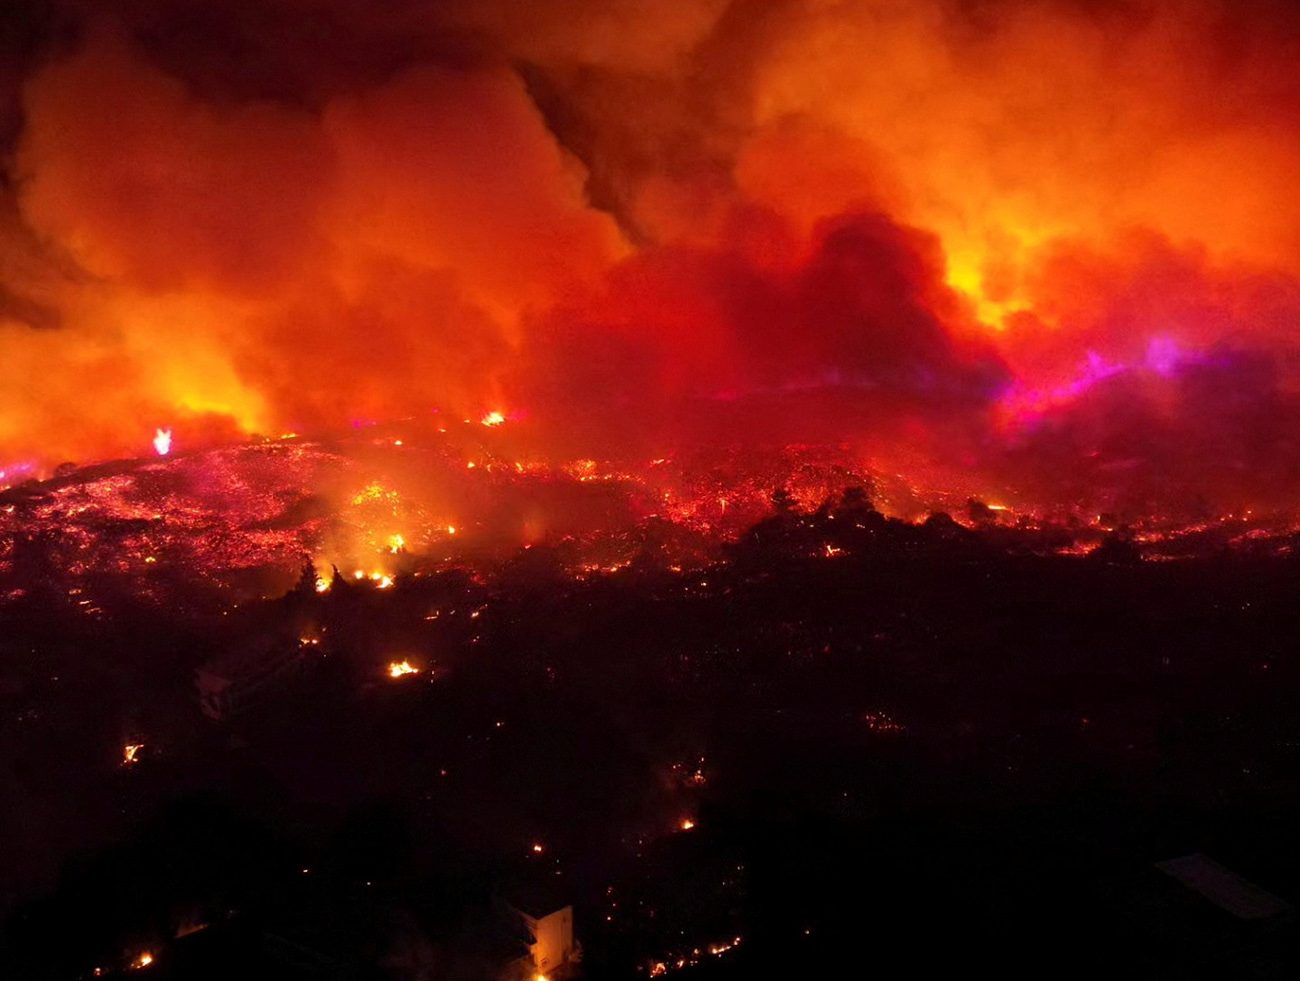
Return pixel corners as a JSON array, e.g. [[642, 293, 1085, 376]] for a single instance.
[[4, 3, 1300, 517], [388, 660, 418, 678], [122, 743, 143, 765]]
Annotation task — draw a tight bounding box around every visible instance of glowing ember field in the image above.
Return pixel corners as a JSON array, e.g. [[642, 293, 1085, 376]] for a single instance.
[[0, 425, 886, 599], [6, 415, 1300, 606]]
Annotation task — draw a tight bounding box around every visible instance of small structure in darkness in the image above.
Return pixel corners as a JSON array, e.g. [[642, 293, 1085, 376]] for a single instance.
[[196, 636, 311, 720], [503, 888, 580, 980], [520, 903, 576, 978], [1156, 854, 1291, 920]]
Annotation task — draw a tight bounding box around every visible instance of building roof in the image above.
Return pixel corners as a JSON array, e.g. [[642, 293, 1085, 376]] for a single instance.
[[506, 880, 570, 922], [197, 634, 302, 686], [1155, 854, 1291, 920]]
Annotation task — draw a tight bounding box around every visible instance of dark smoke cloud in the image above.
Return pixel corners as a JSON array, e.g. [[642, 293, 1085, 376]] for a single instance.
[[515, 208, 1008, 454]]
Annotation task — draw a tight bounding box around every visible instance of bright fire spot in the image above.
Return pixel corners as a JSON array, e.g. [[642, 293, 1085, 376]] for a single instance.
[[680, 819, 695, 831], [481, 411, 506, 427], [122, 743, 143, 765], [388, 534, 405, 553], [352, 482, 399, 506], [131, 952, 154, 969], [152, 429, 172, 456], [388, 660, 419, 678], [824, 544, 844, 557], [536, 975, 550, 981], [532, 843, 545, 854], [315, 576, 330, 593], [446, 525, 457, 535], [370, 573, 394, 589]]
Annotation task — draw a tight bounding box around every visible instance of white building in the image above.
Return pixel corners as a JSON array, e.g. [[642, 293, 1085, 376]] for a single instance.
[[515, 903, 577, 979]]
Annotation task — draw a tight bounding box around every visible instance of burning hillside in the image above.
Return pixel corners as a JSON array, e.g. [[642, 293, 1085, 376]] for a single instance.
[[3, 2, 1300, 514], [9, 9, 1300, 978], [0, 421, 895, 599], [4, 415, 1299, 611]]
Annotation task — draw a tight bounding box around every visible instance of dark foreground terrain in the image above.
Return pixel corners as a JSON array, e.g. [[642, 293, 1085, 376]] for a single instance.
[[1, 503, 1298, 979]]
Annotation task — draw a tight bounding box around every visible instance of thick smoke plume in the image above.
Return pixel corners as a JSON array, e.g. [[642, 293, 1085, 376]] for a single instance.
[[4, 1, 1300, 511]]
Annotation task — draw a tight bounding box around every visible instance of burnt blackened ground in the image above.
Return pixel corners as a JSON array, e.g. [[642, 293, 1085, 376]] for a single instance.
[[1, 518, 1299, 978]]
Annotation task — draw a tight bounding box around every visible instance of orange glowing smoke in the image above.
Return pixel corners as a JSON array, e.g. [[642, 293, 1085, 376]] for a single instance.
[[3, 2, 1300, 507]]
